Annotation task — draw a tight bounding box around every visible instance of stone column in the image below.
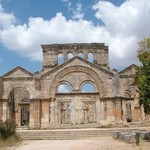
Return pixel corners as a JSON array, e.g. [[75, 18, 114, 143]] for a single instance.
[[99, 100, 106, 121], [40, 99, 49, 128], [29, 99, 35, 128], [2, 99, 8, 121], [31, 98, 41, 128], [0, 99, 2, 120], [115, 99, 122, 123], [122, 99, 127, 124], [15, 104, 20, 127], [50, 98, 56, 124], [96, 99, 101, 123], [71, 97, 75, 124], [106, 100, 115, 122], [73, 50, 78, 57], [83, 51, 88, 61], [64, 52, 67, 62]]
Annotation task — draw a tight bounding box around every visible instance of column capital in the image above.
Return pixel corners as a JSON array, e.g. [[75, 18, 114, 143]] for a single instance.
[[50, 98, 56, 102]]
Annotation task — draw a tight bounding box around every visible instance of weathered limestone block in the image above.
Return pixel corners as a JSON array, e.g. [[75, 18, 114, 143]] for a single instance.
[[140, 131, 150, 140], [113, 131, 120, 139], [113, 131, 137, 144], [118, 132, 124, 140], [148, 132, 150, 141], [124, 134, 130, 143], [129, 133, 136, 143]]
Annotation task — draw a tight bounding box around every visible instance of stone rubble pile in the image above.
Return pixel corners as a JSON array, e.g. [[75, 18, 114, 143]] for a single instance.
[[113, 130, 150, 143]]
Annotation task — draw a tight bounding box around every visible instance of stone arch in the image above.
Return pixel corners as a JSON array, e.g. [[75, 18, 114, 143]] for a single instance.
[[49, 66, 105, 98], [79, 80, 97, 92], [123, 81, 135, 98], [4, 83, 35, 99], [124, 90, 132, 98]]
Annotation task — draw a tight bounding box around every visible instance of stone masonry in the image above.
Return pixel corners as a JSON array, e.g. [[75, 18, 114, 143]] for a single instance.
[[0, 43, 146, 129]]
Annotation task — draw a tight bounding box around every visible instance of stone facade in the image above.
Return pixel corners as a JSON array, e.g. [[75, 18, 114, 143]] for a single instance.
[[0, 43, 145, 129]]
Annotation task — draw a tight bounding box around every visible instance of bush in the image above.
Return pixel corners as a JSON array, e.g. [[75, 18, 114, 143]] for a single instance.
[[0, 120, 16, 140]]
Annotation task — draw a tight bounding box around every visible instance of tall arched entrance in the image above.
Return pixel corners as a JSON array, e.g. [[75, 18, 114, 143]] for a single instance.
[[8, 87, 30, 127]]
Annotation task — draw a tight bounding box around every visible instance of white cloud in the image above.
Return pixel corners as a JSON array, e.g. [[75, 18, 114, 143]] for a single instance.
[[62, 0, 70, 2], [0, 4, 16, 29], [62, 0, 72, 11], [62, 0, 83, 20], [72, 2, 84, 20], [0, 0, 150, 69], [92, 0, 150, 68], [0, 12, 109, 61]]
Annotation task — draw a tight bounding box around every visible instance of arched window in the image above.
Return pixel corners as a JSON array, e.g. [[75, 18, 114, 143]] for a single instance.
[[88, 53, 94, 63], [82, 83, 95, 92], [68, 53, 73, 60], [58, 53, 64, 65], [78, 53, 83, 58], [57, 83, 72, 93]]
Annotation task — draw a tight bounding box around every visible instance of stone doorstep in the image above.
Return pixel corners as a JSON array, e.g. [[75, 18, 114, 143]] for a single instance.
[[17, 129, 113, 140], [16, 127, 150, 140]]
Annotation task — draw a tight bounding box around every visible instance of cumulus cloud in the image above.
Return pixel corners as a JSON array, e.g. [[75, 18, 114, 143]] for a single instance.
[[0, 0, 150, 69], [0, 4, 16, 29], [62, 0, 84, 20], [93, 0, 150, 68], [0, 12, 109, 61]]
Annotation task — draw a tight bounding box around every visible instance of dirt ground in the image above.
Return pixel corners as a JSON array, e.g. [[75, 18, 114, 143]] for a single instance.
[[7, 136, 150, 150]]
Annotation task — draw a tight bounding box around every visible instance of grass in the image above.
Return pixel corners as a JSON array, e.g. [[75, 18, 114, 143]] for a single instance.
[[0, 135, 22, 150]]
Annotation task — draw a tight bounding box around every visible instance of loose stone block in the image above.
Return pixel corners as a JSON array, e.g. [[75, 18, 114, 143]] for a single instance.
[[140, 131, 149, 139], [113, 131, 120, 139]]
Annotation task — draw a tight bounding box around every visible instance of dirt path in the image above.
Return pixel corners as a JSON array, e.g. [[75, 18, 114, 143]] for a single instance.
[[9, 136, 150, 150]]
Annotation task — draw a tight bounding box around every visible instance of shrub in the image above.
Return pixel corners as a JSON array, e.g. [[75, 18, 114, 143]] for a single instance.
[[0, 120, 16, 140]]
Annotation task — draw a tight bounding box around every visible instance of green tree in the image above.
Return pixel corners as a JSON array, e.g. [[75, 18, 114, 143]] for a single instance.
[[136, 38, 150, 114]]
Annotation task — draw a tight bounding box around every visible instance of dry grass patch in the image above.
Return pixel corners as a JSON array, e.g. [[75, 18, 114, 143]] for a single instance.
[[0, 135, 22, 150]]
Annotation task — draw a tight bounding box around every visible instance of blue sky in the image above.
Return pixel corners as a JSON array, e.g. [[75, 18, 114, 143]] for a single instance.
[[0, 0, 150, 75]]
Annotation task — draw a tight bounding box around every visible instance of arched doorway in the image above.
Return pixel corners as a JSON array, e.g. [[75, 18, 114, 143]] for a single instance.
[[20, 98, 30, 126], [8, 87, 30, 126]]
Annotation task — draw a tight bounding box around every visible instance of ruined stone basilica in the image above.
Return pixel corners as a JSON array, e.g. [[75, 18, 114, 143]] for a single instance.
[[0, 43, 145, 128]]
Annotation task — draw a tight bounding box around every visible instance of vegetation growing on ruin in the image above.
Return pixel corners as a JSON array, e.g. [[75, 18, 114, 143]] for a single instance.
[[136, 38, 150, 114]]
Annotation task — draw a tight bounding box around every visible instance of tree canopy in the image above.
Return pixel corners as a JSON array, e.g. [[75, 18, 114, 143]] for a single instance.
[[136, 38, 150, 114]]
